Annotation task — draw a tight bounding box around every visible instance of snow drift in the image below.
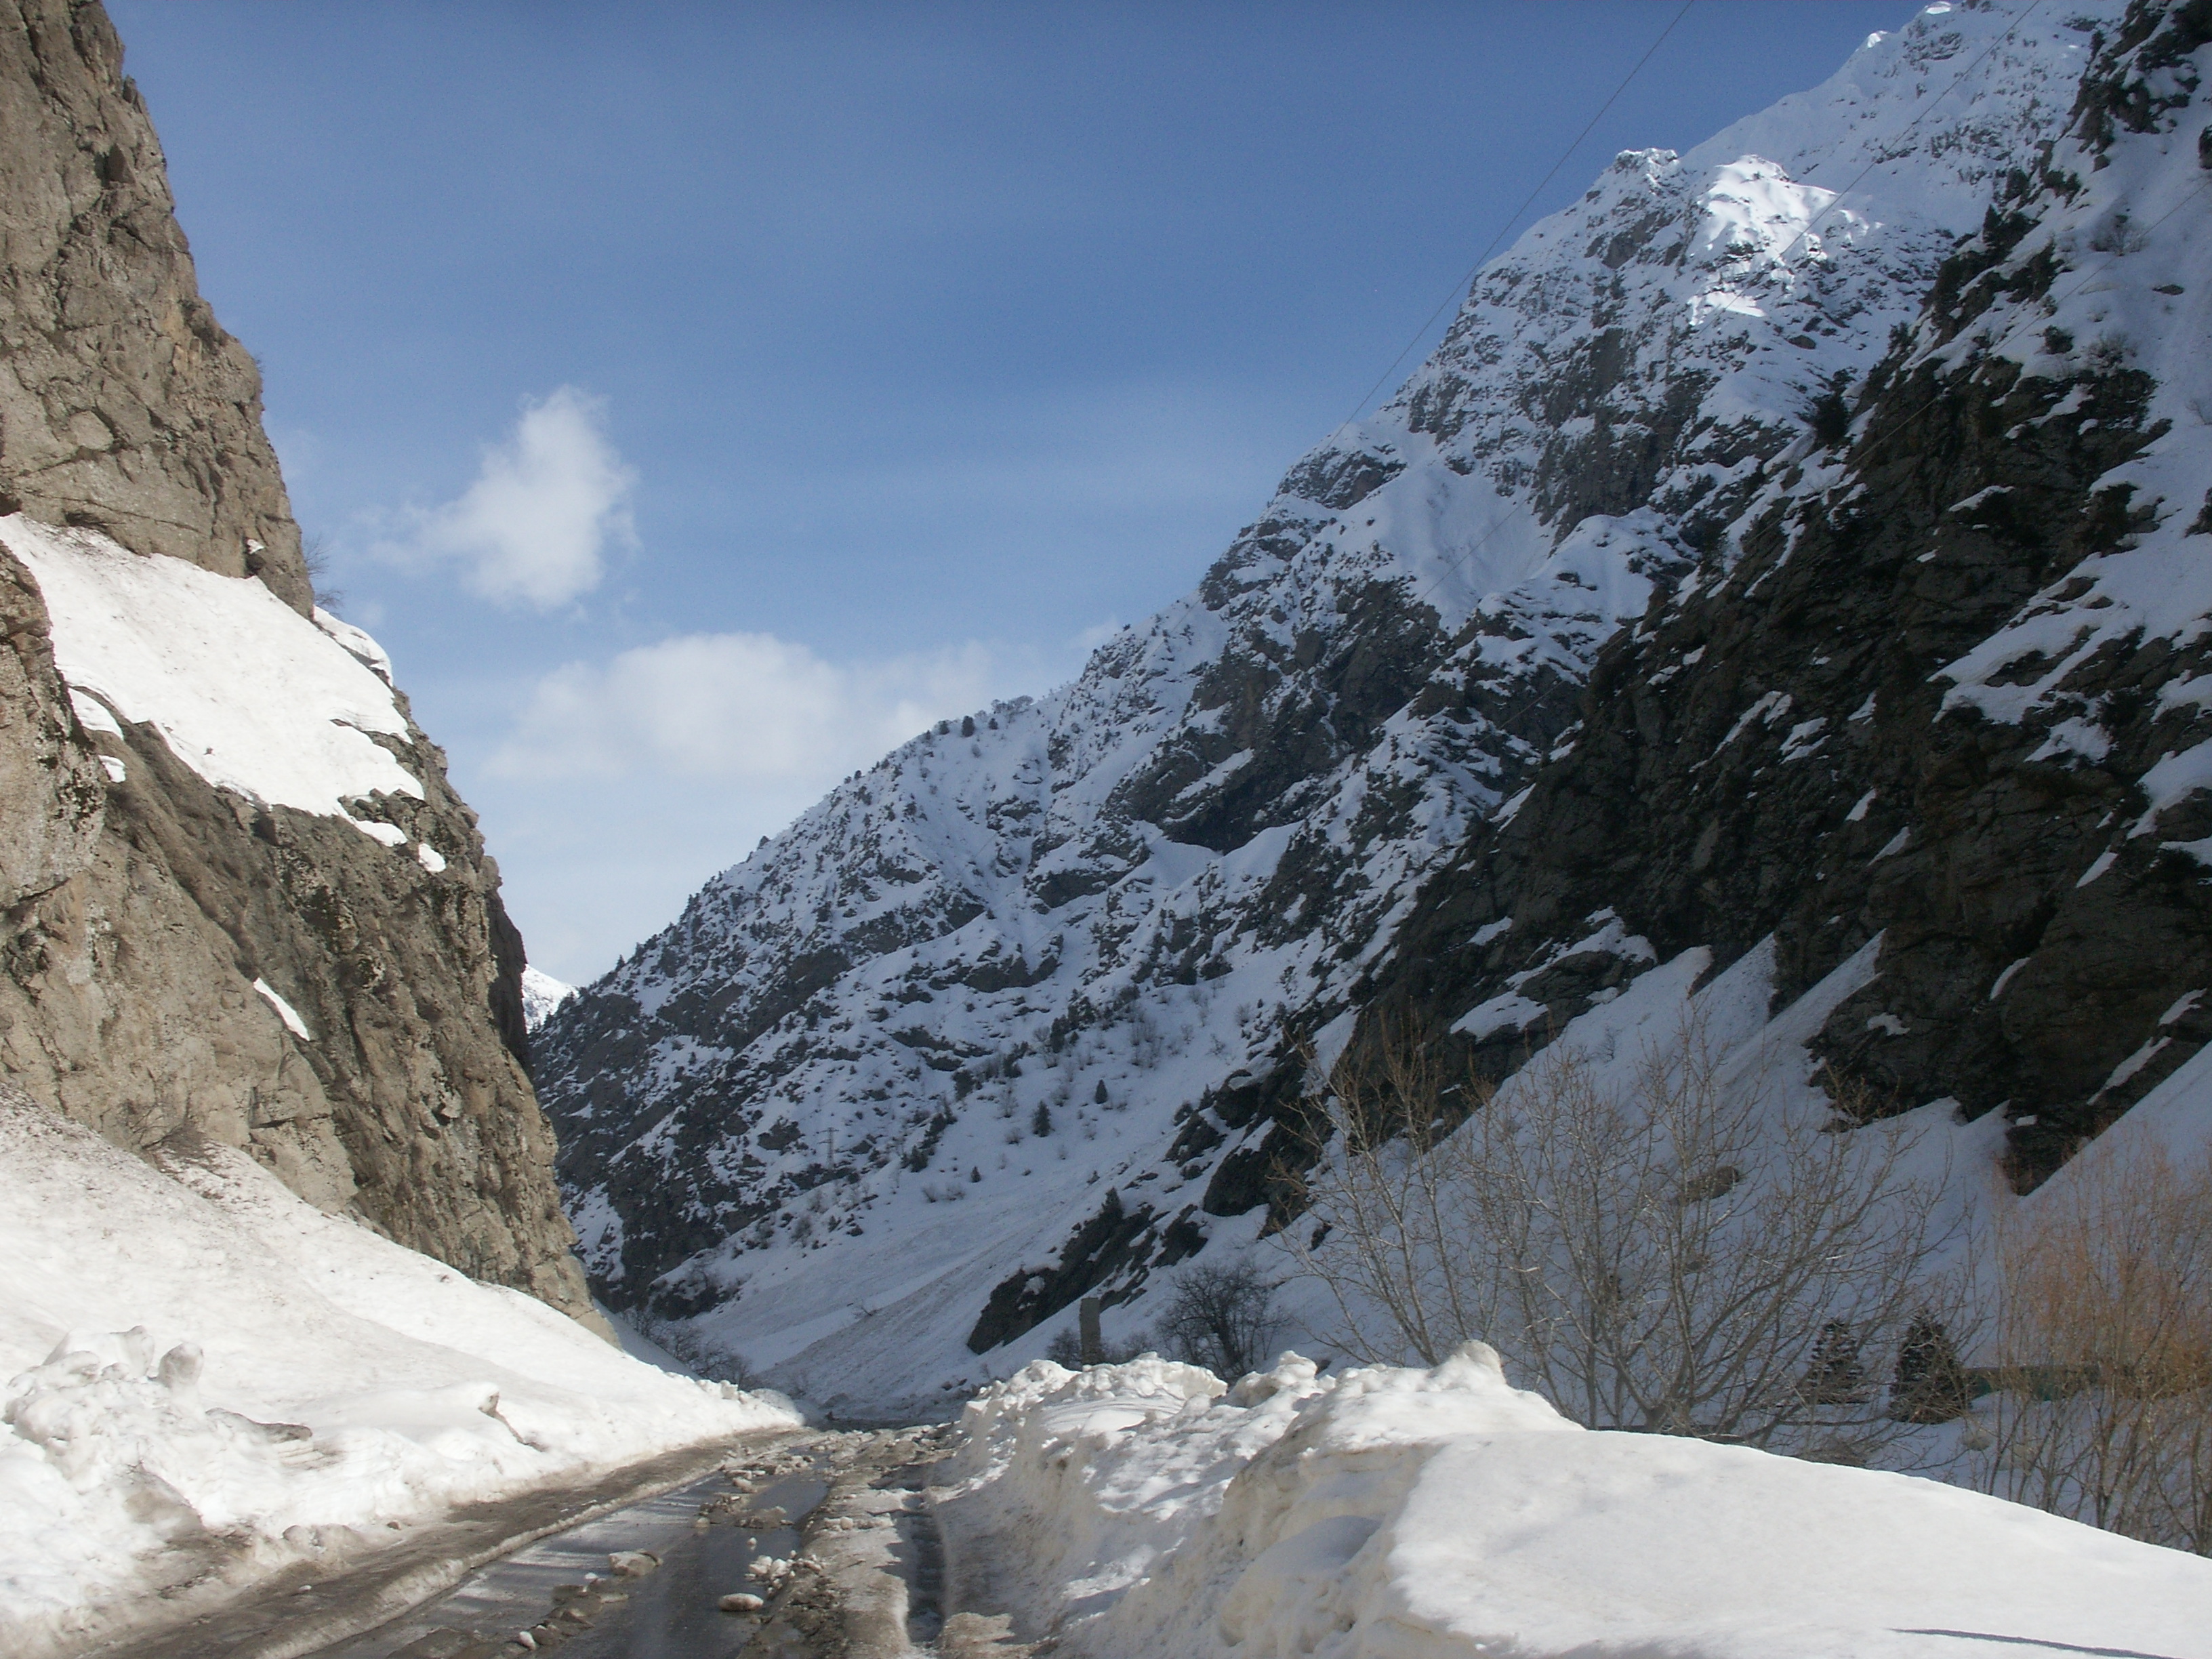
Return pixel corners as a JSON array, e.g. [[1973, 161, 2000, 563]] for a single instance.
[[934, 1345, 2212, 1659], [0, 1088, 799, 1658]]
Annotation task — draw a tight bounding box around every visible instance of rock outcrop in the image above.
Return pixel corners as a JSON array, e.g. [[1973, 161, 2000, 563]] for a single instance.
[[0, 0, 308, 608], [0, 0, 598, 1328], [1361, 0, 2212, 1191]]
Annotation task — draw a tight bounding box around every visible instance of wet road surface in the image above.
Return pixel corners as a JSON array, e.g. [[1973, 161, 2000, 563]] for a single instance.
[[308, 1427, 954, 1659]]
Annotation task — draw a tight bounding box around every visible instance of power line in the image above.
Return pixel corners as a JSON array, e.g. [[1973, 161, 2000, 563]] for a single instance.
[[1384, 38, 2198, 784], [1780, 0, 2049, 266], [1326, 0, 1698, 444], [1276, 3, 2150, 774], [1465, 158, 2212, 763], [1386, 0, 2064, 624]]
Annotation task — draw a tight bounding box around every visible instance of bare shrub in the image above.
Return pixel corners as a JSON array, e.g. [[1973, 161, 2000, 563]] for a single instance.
[[1157, 1261, 1287, 1380], [1043, 1324, 1155, 1369], [301, 530, 344, 613], [1286, 1017, 1961, 1458], [1965, 1139, 2212, 1552]]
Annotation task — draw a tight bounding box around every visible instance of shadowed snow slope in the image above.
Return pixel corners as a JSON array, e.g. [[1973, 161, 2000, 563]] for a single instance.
[[0, 1087, 798, 1659], [535, 0, 2126, 1414], [933, 1347, 2212, 1659]]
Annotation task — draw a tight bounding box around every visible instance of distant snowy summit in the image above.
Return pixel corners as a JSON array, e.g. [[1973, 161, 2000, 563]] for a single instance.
[[523, 966, 577, 1031]]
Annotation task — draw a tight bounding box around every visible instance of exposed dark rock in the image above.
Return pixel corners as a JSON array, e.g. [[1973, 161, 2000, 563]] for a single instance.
[[966, 1187, 1165, 1352], [1359, 30, 2212, 1196]]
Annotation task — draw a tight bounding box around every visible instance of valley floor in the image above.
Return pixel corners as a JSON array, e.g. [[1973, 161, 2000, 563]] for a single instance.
[[40, 1336, 2212, 1659]]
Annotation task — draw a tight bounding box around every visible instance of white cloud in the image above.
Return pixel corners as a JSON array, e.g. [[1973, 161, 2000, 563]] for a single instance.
[[1071, 615, 1129, 654], [476, 629, 1036, 979], [491, 630, 1004, 787], [411, 387, 635, 609]]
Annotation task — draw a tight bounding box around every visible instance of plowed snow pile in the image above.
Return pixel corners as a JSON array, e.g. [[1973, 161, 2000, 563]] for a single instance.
[[934, 1347, 2212, 1659], [0, 1091, 798, 1658]]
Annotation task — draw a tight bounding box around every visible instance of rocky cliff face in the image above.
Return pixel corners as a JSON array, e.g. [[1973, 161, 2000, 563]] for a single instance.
[[535, 0, 2127, 1411], [1363, 0, 2212, 1190], [0, 0, 308, 607], [0, 0, 598, 1328]]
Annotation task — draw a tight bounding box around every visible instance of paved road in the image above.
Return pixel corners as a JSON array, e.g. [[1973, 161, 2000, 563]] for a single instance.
[[111, 1435, 806, 1659], [307, 1425, 957, 1659]]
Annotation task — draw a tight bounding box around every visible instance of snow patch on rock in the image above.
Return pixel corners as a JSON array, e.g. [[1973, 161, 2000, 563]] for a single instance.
[[0, 516, 422, 844]]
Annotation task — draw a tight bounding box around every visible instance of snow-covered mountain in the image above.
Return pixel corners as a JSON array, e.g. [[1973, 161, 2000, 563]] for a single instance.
[[1366, 0, 2212, 1186], [523, 966, 577, 1032], [536, 0, 2127, 1413]]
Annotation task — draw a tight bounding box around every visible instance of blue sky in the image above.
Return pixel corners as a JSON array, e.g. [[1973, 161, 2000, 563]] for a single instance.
[[108, 0, 1908, 981]]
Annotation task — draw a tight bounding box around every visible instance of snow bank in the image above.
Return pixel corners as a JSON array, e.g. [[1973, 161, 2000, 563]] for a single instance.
[[935, 1347, 2212, 1659], [0, 515, 424, 842], [0, 1093, 799, 1657]]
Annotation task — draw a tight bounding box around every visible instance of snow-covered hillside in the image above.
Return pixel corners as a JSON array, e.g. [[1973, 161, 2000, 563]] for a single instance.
[[933, 1346, 2212, 1658], [536, 0, 2125, 1414], [523, 966, 576, 1033], [1366, 0, 2212, 1196], [0, 1087, 798, 1658]]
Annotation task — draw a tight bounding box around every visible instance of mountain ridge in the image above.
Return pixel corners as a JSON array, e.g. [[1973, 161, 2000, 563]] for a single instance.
[[536, 0, 2140, 1412], [1359, 0, 2212, 1189]]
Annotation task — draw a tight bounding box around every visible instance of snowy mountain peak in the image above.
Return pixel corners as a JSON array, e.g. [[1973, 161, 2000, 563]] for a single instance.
[[523, 966, 577, 1033]]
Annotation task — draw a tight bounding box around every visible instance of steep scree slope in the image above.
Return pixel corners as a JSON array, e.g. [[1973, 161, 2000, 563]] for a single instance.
[[536, 1, 2125, 1412], [0, 0, 596, 1326]]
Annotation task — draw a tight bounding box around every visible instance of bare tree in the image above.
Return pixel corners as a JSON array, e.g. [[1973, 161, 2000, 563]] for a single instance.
[[1285, 1017, 1962, 1458], [1157, 1261, 1287, 1380], [301, 531, 344, 613], [1964, 1139, 2212, 1552]]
